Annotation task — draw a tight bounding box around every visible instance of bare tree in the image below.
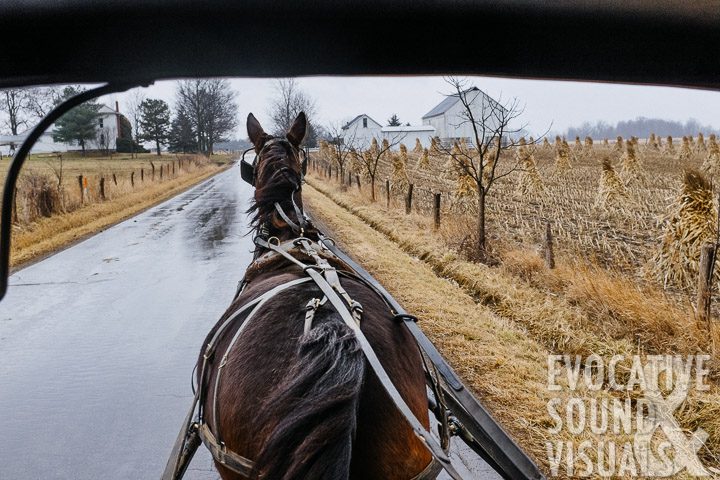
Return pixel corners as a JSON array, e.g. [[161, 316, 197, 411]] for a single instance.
[[175, 79, 238, 156], [325, 121, 360, 182], [96, 126, 112, 156], [268, 78, 317, 145], [44, 154, 65, 211], [0, 86, 59, 136], [125, 89, 146, 158], [437, 77, 531, 261], [356, 132, 407, 201]]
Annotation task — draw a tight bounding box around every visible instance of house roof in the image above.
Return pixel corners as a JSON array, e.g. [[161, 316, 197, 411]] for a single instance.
[[422, 87, 494, 119], [342, 114, 381, 130], [382, 125, 435, 133]]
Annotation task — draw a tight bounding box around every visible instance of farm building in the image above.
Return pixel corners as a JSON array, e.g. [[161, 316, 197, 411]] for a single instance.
[[341, 114, 383, 148], [341, 114, 436, 150], [422, 87, 504, 143], [0, 102, 128, 155]]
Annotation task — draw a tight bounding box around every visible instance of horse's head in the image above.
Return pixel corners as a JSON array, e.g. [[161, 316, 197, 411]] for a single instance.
[[246, 112, 308, 241]]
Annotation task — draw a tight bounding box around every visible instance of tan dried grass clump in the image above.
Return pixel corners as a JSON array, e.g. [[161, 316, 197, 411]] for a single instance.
[[554, 138, 571, 173], [584, 136, 593, 150], [413, 138, 423, 153], [430, 136, 441, 155], [391, 150, 409, 189], [648, 133, 659, 150], [702, 134, 720, 175], [594, 157, 631, 209], [678, 135, 693, 161], [542, 137, 551, 149], [620, 141, 644, 181], [697, 132, 707, 153], [370, 137, 379, 157], [574, 136, 583, 155], [516, 138, 544, 196], [417, 148, 430, 170], [653, 169, 717, 289], [664, 135, 675, 155], [614, 135, 624, 153]]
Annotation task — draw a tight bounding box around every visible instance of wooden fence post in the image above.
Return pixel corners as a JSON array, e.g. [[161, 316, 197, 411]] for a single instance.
[[433, 193, 441, 229], [356, 174, 361, 190], [78, 175, 84, 204], [140, 168, 144, 182], [151, 162, 156, 180], [12, 189, 18, 224], [160, 164, 163, 180], [697, 243, 716, 330], [99, 177, 106, 200], [405, 184, 414, 214], [131, 172, 135, 187], [385, 179, 390, 208], [544, 221, 555, 269], [172, 162, 176, 175], [112, 173, 117, 186]]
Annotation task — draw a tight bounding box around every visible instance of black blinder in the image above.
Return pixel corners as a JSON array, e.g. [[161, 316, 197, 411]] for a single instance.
[[240, 147, 256, 186]]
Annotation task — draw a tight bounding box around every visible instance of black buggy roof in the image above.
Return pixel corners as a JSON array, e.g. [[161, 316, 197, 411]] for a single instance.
[[0, 0, 719, 90]]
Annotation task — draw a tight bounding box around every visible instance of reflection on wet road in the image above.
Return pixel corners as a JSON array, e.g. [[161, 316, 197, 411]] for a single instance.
[[0, 164, 499, 480], [0, 167, 251, 479]]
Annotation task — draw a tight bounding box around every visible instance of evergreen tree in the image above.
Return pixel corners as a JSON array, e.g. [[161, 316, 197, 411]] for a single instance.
[[168, 108, 197, 153], [52, 86, 100, 155], [387, 114, 401, 126], [139, 98, 171, 155]]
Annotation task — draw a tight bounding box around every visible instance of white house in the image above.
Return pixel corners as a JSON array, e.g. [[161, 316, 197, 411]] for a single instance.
[[0, 102, 126, 155], [422, 87, 503, 143], [341, 114, 383, 147], [341, 114, 436, 150]]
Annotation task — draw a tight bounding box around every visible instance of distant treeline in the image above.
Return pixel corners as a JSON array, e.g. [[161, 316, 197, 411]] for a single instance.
[[565, 117, 718, 139]]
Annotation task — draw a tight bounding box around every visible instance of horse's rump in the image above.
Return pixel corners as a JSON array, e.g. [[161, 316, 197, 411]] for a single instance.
[[198, 268, 432, 479]]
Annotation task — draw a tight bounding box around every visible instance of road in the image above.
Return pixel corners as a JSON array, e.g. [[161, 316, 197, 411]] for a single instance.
[[0, 166, 499, 479]]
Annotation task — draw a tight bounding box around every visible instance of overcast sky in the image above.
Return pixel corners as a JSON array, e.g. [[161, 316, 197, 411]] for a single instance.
[[102, 76, 720, 139]]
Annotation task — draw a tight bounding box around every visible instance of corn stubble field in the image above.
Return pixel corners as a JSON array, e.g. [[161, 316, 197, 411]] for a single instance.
[[307, 134, 720, 477]]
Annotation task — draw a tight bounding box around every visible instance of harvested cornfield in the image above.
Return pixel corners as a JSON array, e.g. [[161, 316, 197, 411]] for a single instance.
[[652, 169, 716, 289]]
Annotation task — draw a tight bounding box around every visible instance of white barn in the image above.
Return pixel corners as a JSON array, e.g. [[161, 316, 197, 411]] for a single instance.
[[381, 125, 435, 149], [422, 87, 503, 143], [341, 114, 436, 150]]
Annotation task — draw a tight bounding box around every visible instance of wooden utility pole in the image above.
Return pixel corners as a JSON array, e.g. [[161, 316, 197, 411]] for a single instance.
[[433, 193, 441, 229]]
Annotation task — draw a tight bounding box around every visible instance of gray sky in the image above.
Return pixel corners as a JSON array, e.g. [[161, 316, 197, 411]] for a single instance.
[[103, 76, 720, 139]]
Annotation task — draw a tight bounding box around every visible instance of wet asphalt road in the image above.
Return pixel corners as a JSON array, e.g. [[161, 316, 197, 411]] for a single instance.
[[0, 166, 499, 480]]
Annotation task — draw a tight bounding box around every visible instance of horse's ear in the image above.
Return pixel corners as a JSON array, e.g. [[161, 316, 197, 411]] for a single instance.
[[247, 113, 267, 151], [286, 112, 307, 147]]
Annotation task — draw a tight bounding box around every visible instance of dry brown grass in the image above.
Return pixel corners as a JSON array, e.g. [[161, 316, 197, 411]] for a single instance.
[[303, 178, 720, 477], [6, 153, 232, 267]]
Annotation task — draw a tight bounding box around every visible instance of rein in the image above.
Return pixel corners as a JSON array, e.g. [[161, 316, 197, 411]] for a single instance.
[[162, 236, 457, 480]]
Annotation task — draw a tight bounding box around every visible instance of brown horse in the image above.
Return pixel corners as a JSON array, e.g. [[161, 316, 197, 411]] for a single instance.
[[196, 112, 435, 479]]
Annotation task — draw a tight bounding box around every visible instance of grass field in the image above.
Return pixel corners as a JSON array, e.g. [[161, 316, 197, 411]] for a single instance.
[[4, 152, 235, 267], [307, 137, 720, 478]]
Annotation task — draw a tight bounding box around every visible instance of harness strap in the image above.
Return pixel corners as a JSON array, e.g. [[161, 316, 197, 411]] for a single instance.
[[412, 458, 443, 480], [198, 277, 313, 424], [198, 424, 255, 477], [256, 237, 463, 480]]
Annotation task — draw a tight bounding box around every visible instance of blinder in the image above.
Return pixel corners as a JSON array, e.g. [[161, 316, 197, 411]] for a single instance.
[[240, 141, 308, 187]]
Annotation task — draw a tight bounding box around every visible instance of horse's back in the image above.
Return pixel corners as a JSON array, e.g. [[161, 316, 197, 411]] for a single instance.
[[202, 270, 433, 479]]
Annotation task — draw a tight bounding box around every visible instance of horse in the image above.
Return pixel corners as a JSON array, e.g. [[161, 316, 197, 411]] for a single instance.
[[194, 112, 437, 480]]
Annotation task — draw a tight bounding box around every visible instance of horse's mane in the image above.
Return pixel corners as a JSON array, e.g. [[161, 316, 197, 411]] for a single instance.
[[246, 138, 305, 234]]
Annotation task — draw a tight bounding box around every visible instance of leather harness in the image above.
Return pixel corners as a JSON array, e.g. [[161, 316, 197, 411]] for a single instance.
[[163, 139, 461, 479]]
